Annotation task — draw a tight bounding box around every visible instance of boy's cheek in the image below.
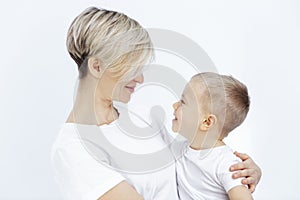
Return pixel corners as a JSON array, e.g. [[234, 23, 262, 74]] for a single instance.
[[179, 131, 195, 144], [181, 121, 200, 139]]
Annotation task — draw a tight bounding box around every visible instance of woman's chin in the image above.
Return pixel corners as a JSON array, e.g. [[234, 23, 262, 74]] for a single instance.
[[119, 98, 130, 103], [113, 95, 131, 103]]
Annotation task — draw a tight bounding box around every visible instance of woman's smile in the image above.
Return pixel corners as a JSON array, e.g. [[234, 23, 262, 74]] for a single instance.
[[125, 85, 136, 93]]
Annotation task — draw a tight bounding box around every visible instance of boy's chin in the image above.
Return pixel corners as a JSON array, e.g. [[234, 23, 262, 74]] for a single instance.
[[171, 125, 178, 133]]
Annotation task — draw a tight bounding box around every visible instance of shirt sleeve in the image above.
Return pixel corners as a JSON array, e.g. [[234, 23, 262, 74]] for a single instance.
[[51, 139, 125, 200], [217, 154, 245, 192]]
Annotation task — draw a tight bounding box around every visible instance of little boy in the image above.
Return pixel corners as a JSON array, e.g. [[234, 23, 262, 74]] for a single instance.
[[172, 72, 253, 200]]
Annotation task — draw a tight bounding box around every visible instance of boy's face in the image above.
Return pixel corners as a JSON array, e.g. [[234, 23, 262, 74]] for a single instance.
[[172, 79, 207, 142]]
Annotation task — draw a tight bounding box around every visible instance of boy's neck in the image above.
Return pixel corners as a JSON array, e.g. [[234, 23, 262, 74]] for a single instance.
[[189, 131, 225, 150]]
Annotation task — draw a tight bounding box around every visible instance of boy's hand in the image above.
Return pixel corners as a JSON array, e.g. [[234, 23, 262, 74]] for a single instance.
[[230, 151, 262, 193]]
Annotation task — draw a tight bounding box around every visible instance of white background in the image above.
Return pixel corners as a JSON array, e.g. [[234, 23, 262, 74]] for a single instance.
[[1, 0, 299, 199]]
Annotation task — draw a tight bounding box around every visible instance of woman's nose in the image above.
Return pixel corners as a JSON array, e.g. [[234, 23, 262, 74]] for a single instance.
[[134, 73, 144, 84]]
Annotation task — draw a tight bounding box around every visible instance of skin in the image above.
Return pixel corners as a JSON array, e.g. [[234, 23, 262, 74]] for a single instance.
[[67, 59, 261, 199], [172, 78, 258, 198], [67, 57, 144, 125]]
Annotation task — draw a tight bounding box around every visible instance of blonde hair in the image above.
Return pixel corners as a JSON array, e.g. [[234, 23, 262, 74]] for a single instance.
[[66, 7, 153, 79], [192, 72, 250, 138]]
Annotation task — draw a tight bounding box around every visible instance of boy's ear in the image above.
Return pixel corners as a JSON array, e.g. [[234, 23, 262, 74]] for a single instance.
[[87, 57, 102, 78], [199, 114, 217, 131]]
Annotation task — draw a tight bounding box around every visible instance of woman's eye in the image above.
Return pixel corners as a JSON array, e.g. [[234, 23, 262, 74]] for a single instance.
[[180, 99, 185, 104]]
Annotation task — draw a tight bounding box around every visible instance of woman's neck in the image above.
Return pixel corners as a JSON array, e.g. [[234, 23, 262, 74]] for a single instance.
[[66, 78, 119, 126]]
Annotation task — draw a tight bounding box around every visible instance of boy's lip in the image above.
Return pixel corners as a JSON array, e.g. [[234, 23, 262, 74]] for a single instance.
[[173, 112, 177, 120]]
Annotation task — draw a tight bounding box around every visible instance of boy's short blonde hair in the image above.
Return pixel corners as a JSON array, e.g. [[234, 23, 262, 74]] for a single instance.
[[66, 7, 153, 79], [193, 72, 250, 138]]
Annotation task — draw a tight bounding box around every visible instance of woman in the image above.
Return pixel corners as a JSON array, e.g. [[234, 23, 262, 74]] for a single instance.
[[51, 7, 261, 200]]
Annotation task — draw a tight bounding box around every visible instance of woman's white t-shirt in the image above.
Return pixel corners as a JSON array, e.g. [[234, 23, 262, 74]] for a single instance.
[[51, 104, 183, 200]]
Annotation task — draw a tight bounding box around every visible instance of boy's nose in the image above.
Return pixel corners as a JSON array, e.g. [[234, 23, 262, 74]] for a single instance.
[[173, 101, 180, 110]]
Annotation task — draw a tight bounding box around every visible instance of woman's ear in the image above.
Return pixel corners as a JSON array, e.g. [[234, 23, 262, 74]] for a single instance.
[[87, 57, 102, 78], [199, 114, 217, 131]]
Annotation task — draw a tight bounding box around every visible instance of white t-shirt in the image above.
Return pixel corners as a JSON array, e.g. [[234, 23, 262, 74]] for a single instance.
[[176, 145, 244, 200], [51, 104, 183, 200]]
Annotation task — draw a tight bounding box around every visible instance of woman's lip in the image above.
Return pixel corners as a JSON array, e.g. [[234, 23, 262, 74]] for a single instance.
[[125, 86, 135, 93]]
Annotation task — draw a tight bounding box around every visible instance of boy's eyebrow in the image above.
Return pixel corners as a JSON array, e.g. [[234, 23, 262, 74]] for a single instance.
[[181, 94, 187, 101]]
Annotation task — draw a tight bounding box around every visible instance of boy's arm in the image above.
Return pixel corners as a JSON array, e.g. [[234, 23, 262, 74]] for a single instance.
[[228, 185, 253, 200]]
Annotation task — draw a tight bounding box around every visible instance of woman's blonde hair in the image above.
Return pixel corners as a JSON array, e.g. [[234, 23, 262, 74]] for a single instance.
[[67, 7, 153, 79]]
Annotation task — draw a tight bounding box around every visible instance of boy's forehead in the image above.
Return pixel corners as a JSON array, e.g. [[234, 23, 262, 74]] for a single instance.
[[189, 78, 207, 92], [183, 79, 207, 99]]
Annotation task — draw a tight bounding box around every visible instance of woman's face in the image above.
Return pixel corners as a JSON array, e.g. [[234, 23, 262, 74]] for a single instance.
[[99, 69, 144, 103]]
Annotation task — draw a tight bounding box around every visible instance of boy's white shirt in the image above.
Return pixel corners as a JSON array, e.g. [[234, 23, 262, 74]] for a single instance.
[[176, 145, 244, 200], [51, 103, 185, 200]]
